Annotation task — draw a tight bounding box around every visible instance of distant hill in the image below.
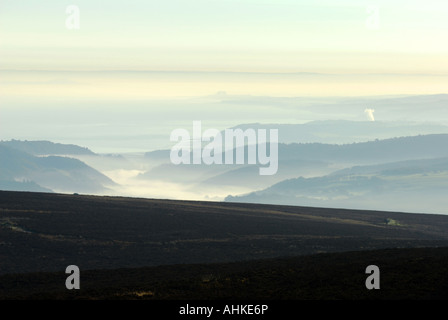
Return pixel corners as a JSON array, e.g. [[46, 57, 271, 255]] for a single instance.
[[278, 134, 448, 164], [229, 120, 448, 144], [0, 180, 53, 193], [0, 145, 115, 194], [141, 134, 448, 192], [330, 157, 448, 176], [225, 156, 448, 214], [197, 158, 331, 189], [218, 93, 448, 124], [144, 149, 170, 161], [0, 140, 96, 156]]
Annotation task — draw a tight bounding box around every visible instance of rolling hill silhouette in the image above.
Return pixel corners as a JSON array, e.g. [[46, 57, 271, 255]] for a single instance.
[[0, 143, 115, 194], [0, 140, 95, 156]]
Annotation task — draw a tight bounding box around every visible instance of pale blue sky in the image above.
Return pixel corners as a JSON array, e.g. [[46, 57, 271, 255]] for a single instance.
[[1, 0, 448, 73]]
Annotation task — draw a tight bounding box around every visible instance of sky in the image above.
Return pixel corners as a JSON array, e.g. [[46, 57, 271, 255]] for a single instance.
[[0, 0, 447, 115], [1, 0, 448, 74]]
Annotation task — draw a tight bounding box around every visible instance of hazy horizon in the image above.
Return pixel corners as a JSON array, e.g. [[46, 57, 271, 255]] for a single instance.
[[1, 1, 448, 213]]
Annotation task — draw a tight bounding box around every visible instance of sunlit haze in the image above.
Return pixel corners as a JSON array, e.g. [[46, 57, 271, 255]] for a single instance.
[[1, 0, 448, 211]]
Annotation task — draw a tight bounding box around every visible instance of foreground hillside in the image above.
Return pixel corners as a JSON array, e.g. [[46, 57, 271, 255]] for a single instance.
[[2, 190, 448, 277], [1, 247, 448, 300], [2, 190, 448, 300]]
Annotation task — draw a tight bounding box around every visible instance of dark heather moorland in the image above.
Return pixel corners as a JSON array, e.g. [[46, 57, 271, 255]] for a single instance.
[[1, 190, 448, 299]]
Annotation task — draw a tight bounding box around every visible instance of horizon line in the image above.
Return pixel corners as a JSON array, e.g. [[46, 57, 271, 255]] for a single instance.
[[1, 69, 448, 77]]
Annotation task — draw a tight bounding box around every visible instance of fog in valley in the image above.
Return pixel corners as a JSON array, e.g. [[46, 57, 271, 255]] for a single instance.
[[2, 71, 448, 214]]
